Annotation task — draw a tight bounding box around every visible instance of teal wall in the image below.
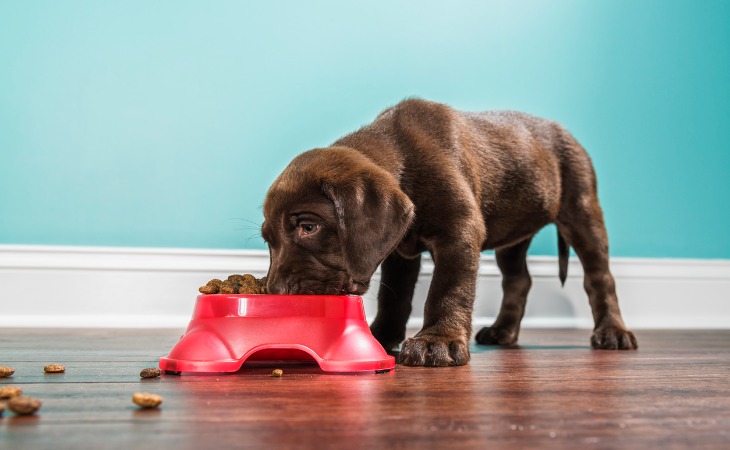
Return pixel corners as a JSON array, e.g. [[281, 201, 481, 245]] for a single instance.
[[1, 1, 728, 258]]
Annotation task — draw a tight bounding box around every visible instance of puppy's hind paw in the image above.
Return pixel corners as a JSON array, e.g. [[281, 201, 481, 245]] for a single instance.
[[475, 326, 519, 346], [591, 327, 638, 350]]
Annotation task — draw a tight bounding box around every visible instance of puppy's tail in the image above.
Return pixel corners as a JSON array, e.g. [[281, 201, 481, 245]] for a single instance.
[[557, 230, 569, 287]]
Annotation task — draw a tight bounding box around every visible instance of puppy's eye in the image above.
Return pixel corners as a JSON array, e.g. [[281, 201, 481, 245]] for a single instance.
[[297, 222, 320, 236]]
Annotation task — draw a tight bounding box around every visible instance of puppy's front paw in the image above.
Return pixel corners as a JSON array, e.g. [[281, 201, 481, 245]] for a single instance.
[[591, 327, 638, 350], [475, 326, 519, 346], [399, 332, 470, 367], [369, 322, 405, 355]]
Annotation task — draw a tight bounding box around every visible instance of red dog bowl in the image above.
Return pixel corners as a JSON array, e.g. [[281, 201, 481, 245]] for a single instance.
[[159, 294, 395, 374]]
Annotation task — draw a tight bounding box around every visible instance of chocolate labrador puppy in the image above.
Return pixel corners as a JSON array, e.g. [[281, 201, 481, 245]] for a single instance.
[[261, 98, 637, 367]]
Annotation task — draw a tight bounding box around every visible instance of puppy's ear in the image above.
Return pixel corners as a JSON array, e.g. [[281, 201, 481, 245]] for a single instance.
[[323, 176, 414, 283]]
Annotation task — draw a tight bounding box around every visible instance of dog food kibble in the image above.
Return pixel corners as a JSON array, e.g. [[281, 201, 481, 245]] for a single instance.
[[132, 392, 163, 409], [8, 396, 42, 416], [140, 367, 161, 378], [271, 369, 283, 377], [199, 274, 268, 295], [199, 278, 223, 294], [0, 366, 14, 377], [218, 280, 237, 294], [44, 364, 65, 373], [239, 274, 268, 294], [0, 385, 23, 399]]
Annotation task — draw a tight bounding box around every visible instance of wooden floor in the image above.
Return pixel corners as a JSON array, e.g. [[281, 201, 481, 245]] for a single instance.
[[1, 329, 729, 449]]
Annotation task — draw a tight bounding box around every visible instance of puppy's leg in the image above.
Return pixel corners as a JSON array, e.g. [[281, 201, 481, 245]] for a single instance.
[[475, 238, 532, 346], [370, 253, 421, 353], [558, 203, 638, 350], [399, 239, 480, 367]]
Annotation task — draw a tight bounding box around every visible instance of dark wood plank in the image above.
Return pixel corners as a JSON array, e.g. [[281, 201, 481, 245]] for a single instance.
[[2, 328, 730, 449]]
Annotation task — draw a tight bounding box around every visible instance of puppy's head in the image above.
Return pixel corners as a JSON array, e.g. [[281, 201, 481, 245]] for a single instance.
[[262, 147, 414, 295]]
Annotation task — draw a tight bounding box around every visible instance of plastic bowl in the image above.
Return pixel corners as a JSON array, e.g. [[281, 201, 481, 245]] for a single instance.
[[159, 294, 395, 374]]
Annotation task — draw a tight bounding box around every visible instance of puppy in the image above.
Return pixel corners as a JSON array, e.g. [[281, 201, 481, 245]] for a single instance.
[[261, 98, 637, 367]]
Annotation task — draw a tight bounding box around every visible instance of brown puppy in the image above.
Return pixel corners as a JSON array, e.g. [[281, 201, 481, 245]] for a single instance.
[[262, 98, 637, 367]]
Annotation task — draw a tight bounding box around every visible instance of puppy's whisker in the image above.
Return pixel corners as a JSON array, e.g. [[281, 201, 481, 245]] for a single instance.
[[225, 218, 263, 226], [243, 233, 263, 248], [360, 292, 378, 304], [377, 280, 397, 298]]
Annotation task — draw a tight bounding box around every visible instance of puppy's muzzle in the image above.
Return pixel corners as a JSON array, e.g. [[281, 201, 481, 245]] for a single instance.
[[267, 272, 369, 296]]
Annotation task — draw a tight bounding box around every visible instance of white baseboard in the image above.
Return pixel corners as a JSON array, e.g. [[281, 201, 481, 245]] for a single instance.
[[1, 245, 728, 329]]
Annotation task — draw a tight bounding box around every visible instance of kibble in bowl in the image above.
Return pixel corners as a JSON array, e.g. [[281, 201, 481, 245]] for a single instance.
[[199, 274, 268, 295]]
